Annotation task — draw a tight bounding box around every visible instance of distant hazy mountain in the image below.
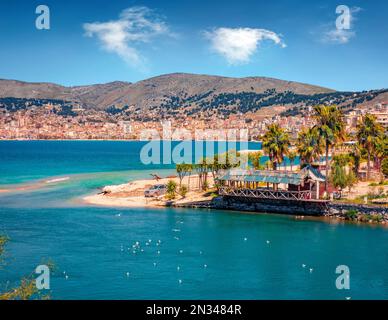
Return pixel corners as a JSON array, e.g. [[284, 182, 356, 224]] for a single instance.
[[0, 79, 131, 109]]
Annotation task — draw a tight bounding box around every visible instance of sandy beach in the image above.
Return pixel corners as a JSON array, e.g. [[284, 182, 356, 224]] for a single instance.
[[83, 174, 215, 208], [83, 168, 388, 209]]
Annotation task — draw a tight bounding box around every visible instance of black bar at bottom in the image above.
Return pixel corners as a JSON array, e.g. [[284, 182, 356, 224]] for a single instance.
[[0, 300, 385, 318]]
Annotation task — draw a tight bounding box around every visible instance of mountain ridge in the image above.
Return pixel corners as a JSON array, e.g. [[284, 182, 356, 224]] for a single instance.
[[0, 73, 334, 109], [0, 73, 334, 90], [0, 73, 386, 120]]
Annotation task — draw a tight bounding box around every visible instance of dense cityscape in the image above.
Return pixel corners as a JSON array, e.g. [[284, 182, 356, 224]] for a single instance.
[[1, 100, 386, 140]]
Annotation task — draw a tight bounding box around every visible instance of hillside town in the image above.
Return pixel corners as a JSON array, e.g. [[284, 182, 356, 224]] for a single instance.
[[0, 101, 387, 140]]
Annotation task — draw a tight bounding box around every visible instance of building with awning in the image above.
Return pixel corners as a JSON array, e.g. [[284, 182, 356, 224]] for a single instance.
[[216, 165, 327, 202]]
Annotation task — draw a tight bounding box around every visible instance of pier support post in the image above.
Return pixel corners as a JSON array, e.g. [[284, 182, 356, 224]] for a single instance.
[[316, 181, 320, 200]]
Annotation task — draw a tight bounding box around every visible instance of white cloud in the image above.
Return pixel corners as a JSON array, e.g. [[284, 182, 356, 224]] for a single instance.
[[83, 6, 171, 67], [322, 6, 361, 44], [204, 27, 286, 65]]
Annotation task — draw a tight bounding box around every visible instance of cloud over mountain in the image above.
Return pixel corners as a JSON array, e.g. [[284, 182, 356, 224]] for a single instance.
[[204, 27, 286, 64]]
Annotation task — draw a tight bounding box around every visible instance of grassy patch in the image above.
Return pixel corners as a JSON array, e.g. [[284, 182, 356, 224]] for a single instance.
[[344, 209, 358, 221], [359, 214, 383, 223], [369, 180, 388, 187]]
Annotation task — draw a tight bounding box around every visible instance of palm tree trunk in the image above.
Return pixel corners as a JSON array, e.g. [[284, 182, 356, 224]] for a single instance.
[[378, 157, 383, 183], [367, 148, 371, 180], [325, 140, 329, 192]]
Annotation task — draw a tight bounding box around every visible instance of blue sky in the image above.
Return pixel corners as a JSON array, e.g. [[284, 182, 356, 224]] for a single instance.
[[0, 0, 387, 91]]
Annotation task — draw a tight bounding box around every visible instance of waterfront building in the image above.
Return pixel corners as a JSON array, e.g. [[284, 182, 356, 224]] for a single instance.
[[216, 165, 327, 202]]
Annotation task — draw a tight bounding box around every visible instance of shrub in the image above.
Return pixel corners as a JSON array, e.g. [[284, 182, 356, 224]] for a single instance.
[[359, 214, 371, 223], [370, 215, 383, 223], [248, 151, 264, 170], [344, 209, 358, 221], [359, 214, 383, 223], [214, 181, 222, 189], [166, 180, 177, 200], [179, 185, 188, 198]]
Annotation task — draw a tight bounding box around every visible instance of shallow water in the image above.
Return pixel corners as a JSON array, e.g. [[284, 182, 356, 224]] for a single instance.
[[0, 141, 387, 299]]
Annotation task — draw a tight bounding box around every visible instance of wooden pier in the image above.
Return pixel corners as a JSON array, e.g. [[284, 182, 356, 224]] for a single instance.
[[216, 165, 330, 207]]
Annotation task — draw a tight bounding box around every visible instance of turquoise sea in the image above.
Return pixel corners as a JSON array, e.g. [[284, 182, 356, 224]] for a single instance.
[[0, 140, 387, 299]]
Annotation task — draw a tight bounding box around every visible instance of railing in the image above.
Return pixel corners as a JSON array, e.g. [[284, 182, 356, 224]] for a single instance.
[[218, 187, 314, 201]]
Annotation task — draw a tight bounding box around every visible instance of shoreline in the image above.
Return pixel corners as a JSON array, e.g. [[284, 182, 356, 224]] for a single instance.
[[83, 175, 388, 225], [82, 174, 215, 209]]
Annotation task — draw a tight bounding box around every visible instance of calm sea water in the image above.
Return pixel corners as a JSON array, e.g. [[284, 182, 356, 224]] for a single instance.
[[0, 141, 387, 299]]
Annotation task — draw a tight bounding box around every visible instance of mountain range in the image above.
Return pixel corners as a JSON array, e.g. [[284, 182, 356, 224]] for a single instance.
[[0, 73, 386, 119]]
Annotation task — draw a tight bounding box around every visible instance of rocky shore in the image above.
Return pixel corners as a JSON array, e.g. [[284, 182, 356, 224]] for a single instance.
[[174, 196, 388, 225], [326, 202, 388, 224]]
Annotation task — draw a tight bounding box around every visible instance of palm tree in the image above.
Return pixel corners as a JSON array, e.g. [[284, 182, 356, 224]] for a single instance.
[[262, 123, 290, 170], [374, 135, 387, 182], [313, 105, 345, 192], [194, 158, 209, 190], [297, 127, 324, 166], [349, 142, 363, 176], [176, 163, 192, 187], [356, 114, 384, 179]]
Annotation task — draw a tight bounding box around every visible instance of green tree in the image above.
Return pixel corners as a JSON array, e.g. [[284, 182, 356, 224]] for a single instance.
[[313, 105, 345, 192], [166, 180, 177, 200], [331, 153, 358, 194], [262, 123, 290, 170], [332, 153, 352, 167], [0, 236, 53, 300], [195, 151, 240, 190], [0, 278, 40, 300], [178, 185, 188, 198], [194, 157, 210, 191], [297, 127, 323, 166], [330, 164, 348, 195], [248, 151, 264, 170], [346, 170, 358, 193], [356, 113, 384, 179], [215, 150, 241, 171]]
